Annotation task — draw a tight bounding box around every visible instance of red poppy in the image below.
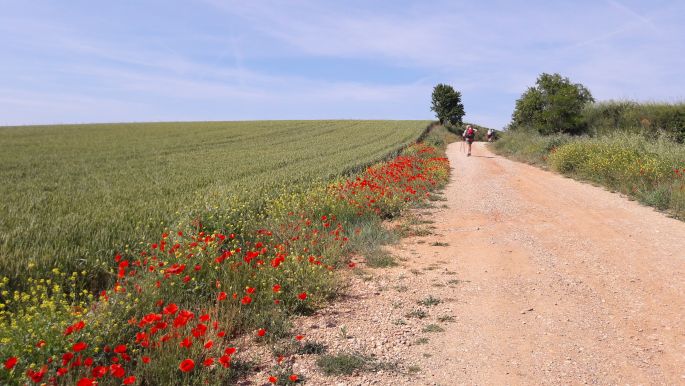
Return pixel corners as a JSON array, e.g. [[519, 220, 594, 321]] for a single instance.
[[203, 358, 214, 367], [113, 344, 127, 354], [224, 347, 236, 356], [199, 314, 210, 322], [35, 340, 46, 348], [72, 342, 88, 352], [257, 328, 266, 337], [191, 323, 207, 338], [272, 284, 281, 293], [290, 374, 299, 382], [180, 337, 193, 348], [179, 358, 195, 372], [163, 303, 179, 315], [26, 367, 46, 383], [297, 292, 307, 300], [110, 363, 125, 378], [241, 295, 252, 305], [77, 378, 95, 386], [269, 376, 278, 384], [219, 354, 231, 368], [295, 335, 304, 341], [217, 292, 227, 301], [123, 375, 136, 384], [56, 367, 68, 376], [142, 356, 151, 364], [204, 340, 213, 349], [4, 356, 17, 370], [245, 287, 255, 294], [92, 366, 107, 378]]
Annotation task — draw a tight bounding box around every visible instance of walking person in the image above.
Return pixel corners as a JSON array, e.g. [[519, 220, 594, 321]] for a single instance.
[[462, 125, 477, 156], [487, 128, 495, 142]]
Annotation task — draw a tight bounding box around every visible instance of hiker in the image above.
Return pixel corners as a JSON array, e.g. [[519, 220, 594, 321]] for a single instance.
[[487, 128, 495, 142], [462, 125, 477, 156]]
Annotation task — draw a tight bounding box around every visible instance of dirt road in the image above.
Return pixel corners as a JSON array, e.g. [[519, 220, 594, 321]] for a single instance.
[[283, 141, 685, 385]]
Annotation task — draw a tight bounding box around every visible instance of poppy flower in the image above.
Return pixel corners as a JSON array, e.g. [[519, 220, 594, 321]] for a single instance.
[[297, 292, 307, 300], [72, 342, 88, 352], [204, 340, 213, 349], [179, 358, 195, 372], [4, 357, 17, 370], [203, 358, 214, 367], [163, 303, 179, 315], [110, 363, 125, 378], [56, 367, 68, 376], [123, 376, 136, 384], [269, 376, 277, 384], [180, 337, 193, 348], [217, 292, 227, 301], [295, 335, 304, 341], [77, 378, 95, 386], [92, 366, 107, 378], [272, 284, 281, 293], [241, 295, 252, 305], [142, 356, 151, 364], [257, 328, 266, 337], [224, 347, 236, 356], [219, 355, 231, 368], [113, 344, 127, 354], [290, 374, 299, 382], [26, 367, 46, 383]]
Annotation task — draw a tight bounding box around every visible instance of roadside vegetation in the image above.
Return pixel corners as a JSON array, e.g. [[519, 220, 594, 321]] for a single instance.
[[0, 123, 453, 385], [492, 72, 685, 219]]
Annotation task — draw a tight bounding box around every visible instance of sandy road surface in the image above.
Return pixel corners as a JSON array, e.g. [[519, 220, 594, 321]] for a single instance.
[[272, 142, 685, 385]]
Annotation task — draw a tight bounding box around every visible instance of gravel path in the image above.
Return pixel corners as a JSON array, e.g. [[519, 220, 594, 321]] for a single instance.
[[251, 142, 685, 385]]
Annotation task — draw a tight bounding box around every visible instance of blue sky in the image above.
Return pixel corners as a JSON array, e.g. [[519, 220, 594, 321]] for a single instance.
[[1, 0, 683, 129]]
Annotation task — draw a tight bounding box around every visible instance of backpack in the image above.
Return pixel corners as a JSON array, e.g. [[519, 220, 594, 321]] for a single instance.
[[465, 127, 475, 139]]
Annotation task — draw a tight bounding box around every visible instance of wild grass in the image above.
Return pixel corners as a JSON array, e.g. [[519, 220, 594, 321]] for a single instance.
[[492, 130, 685, 218], [583, 101, 685, 142], [316, 353, 372, 375]]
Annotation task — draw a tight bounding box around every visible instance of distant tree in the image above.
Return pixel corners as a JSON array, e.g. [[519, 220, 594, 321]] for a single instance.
[[431, 84, 465, 126], [511, 73, 594, 135]]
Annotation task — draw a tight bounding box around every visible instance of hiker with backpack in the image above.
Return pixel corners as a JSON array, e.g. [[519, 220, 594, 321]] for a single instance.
[[487, 128, 495, 142], [462, 125, 477, 156]]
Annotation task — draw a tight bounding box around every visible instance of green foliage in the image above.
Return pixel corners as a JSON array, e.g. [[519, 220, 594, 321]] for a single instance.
[[511, 73, 594, 135], [491, 130, 572, 165], [316, 353, 371, 375], [492, 130, 685, 218], [0, 120, 428, 288], [364, 250, 398, 268], [583, 101, 685, 142], [417, 295, 441, 307], [430, 84, 465, 126], [422, 324, 444, 333]]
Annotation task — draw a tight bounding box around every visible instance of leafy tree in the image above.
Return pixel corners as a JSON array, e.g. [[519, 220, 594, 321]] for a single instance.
[[511, 73, 594, 135], [430, 84, 465, 126]]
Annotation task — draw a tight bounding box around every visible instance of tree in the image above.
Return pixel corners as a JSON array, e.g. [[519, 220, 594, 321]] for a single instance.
[[431, 84, 465, 126], [511, 73, 594, 135]]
